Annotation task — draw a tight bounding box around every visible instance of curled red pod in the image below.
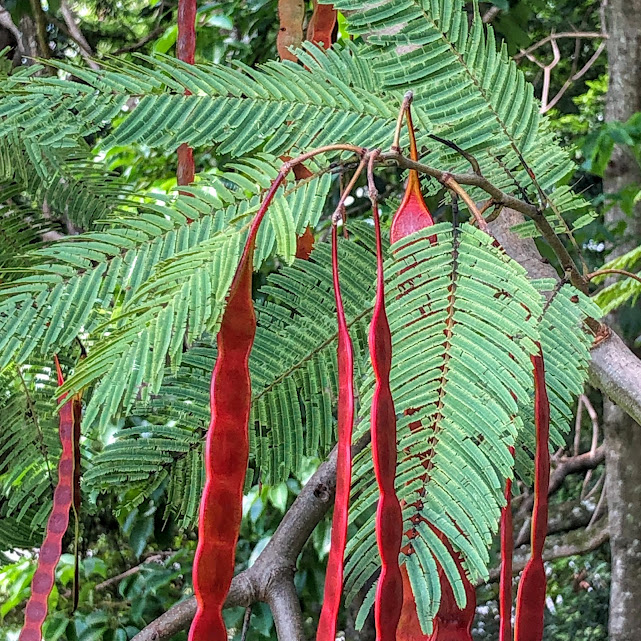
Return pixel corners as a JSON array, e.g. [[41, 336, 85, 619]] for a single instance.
[[19, 357, 74, 641], [514, 347, 550, 641], [390, 108, 434, 245], [307, 1, 337, 49], [189, 177, 287, 641], [499, 447, 515, 641], [316, 222, 355, 641], [369, 190, 404, 640]]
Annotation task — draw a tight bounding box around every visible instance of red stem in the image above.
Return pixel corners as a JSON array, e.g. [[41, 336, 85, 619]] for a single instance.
[[316, 223, 355, 641], [19, 358, 74, 641], [176, 0, 197, 192], [189, 175, 286, 641], [499, 447, 515, 641], [514, 347, 550, 641]]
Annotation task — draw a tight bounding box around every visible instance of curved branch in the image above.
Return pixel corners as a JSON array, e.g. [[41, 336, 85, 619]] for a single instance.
[[131, 433, 370, 641]]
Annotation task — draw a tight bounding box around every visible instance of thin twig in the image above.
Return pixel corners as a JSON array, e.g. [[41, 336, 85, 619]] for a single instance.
[[330, 155, 368, 225], [391, 91, 414, 153], [439, 173, 489, 232], [515, 31, 608, 62], [587, 268, 641, 286], [240, 606, 252, 641], [428, 133, 482, 176]]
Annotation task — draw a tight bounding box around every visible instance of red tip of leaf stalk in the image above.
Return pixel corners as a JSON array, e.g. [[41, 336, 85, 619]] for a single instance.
[[316, 223, 355, 641], [18, 358, 74, 641], [190, 176, 287, 641], [514, 348, 550, 641], [370, 199, 404, 640]]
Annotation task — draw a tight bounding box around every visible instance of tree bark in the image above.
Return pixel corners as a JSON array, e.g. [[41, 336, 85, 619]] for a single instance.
[[602, 1, 641, 639]]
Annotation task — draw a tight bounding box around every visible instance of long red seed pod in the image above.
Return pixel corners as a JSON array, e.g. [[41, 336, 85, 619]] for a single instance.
[[499, 447, 515, 641], [306, 0, 337, 48], [277, 0, 305, 62], [390, 108, 434, 244], [176, 0, 196, 190], [19, 357, 74, 641], [189, 176, 287, 641], [369, 174, 404, 640], [514, 348, 550, 641], [316, 222, 355, 641], [71, 390, 82, 611]]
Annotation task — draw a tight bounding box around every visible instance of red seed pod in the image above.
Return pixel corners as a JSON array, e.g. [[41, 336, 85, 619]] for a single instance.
[[316, 222, 355, 641], [176, 0, 197, 193], [19, 357, 75, 641], [514, 348, 550, 641], [390, 109, 434, 245], [307, 1, 337, 49], [189, 177, 286, 641], [295, 226, 315, 260], [369, 184, 404, 640], [397, 537, 476, 641], [277, 0, 305, 62]]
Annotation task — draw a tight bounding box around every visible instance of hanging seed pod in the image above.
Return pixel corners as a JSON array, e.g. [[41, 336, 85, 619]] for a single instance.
[[390, 108, 434, 245], [514, 348, 550, 641], [19, 358, 75, 641], [307, 0, 337, 49], [316, 219, 356, 641], [499, 448, 515, 641], [368, 157, 404, 641], [189, 177, 287, 641]]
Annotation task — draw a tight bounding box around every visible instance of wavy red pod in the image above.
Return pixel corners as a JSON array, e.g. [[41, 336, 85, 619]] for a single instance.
[[189, 177, 286, 641], [514, 348, 550, 641], [19, 357, 74, 641], [499, 447, 515, 641], [369, 196, 404, 640], [176, 0, 196, 192], [277, 0, 305, 62], [316, 223, 355, 641], [307, 1, 337, 49]]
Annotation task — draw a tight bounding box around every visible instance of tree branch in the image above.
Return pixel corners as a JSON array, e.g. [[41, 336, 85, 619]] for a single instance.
[[131, 433, 370, 641], [486, 523, 610, 583], [489, 208, 641, 427]]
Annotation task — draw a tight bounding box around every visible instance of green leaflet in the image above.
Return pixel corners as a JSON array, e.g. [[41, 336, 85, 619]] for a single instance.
[[0, 163, 332, 433]]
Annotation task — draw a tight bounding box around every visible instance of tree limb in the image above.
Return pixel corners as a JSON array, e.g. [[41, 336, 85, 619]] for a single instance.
[[486, 523, 610, 583], [489, 208, 641, 426], [131, 433, 370, 641]]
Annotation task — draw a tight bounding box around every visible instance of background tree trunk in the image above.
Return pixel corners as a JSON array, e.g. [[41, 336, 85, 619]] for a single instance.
[[603, 1, 641, 639]]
